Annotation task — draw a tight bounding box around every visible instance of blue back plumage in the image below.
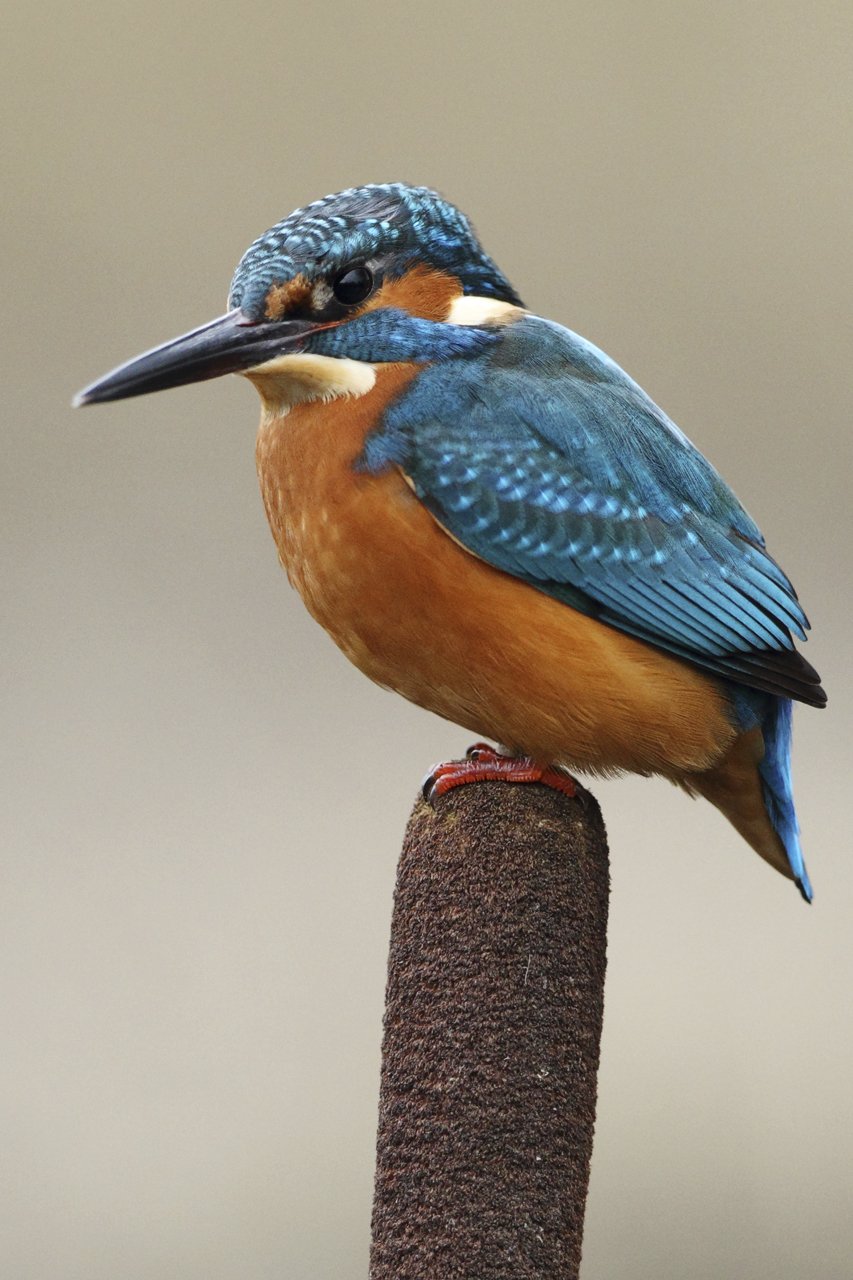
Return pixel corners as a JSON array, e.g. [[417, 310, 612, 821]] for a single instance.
[[363, 313, 824, 707]]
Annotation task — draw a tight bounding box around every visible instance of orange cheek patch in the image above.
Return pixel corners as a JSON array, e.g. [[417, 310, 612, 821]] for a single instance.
[[264, 274, 313, 320], [364, 263, 462, 321]]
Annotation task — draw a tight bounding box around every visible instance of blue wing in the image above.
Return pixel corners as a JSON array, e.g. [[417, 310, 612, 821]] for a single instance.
[[362, 314, 825, 707]]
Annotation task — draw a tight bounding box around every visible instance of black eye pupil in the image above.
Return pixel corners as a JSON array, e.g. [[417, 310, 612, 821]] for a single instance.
[[333, 265, 374, 306]]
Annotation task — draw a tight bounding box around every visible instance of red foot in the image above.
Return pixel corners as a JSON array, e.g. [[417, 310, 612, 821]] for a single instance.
[[423, 742, 577, 804]]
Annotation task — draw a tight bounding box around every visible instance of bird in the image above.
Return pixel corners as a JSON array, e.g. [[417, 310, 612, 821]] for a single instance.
[[75, 182, 826, 900]]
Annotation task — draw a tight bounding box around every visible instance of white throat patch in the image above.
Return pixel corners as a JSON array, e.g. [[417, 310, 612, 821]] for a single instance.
[[245, 353, 377, 420]]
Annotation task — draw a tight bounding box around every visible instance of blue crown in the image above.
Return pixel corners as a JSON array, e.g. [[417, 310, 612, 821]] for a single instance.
[[228, 183, 523, 318]]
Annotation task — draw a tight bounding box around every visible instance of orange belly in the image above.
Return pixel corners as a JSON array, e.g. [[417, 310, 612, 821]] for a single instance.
[[255, 366, 737, 778]]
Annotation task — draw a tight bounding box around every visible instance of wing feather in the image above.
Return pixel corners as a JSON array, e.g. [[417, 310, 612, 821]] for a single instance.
[[362, 315, 826, 708]]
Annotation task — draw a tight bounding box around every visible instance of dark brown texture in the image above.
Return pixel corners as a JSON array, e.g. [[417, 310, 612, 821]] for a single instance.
[[370, 780, 610, 1279]]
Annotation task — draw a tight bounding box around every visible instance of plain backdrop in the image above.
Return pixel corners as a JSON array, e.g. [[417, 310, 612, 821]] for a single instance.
[[3, 3, 852, 1277]]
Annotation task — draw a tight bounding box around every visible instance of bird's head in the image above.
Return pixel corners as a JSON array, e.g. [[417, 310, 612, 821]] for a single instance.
[[74, 183, 523, 411]]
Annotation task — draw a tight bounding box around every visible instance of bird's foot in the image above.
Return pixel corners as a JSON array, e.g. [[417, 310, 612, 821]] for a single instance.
[[422, 742, 577, 804]]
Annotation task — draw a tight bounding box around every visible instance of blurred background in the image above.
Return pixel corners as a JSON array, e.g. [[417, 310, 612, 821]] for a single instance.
[[3, 2, 852, 1276]]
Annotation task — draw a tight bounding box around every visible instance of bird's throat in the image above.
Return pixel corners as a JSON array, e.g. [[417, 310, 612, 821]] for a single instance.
[[245, 352, 377, 421]]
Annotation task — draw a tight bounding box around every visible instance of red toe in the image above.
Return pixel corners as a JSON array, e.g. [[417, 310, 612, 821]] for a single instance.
[[423, 743, 576, 803]]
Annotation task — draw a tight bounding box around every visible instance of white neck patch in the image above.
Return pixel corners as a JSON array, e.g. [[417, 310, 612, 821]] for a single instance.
[[446, 295, 524, 326]]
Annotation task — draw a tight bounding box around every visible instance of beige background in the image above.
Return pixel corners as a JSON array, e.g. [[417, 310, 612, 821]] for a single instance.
[[3, 2, 852, 1276]]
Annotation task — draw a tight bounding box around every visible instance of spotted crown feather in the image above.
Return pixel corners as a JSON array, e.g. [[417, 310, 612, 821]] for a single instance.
[[228, 183, 523, 317]]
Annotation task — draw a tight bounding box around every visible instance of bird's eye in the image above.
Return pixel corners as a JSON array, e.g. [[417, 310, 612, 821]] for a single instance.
[[332, 265, 374, 306]]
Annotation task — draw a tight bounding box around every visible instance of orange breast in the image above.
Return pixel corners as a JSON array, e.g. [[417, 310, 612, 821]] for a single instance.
[[255, 366, 737, 778]]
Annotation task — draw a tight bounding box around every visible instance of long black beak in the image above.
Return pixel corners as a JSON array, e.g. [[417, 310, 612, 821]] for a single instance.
[[73, 309, 315, 406]]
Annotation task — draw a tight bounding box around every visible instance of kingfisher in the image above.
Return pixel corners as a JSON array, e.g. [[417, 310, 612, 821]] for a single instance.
[[75, 182, 826, 900]]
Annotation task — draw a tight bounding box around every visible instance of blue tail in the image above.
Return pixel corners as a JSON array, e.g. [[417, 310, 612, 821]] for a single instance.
[[758, 698, 812, 902]]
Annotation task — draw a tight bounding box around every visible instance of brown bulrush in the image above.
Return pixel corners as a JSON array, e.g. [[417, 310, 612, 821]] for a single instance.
[[370, 778, 610, 1280]]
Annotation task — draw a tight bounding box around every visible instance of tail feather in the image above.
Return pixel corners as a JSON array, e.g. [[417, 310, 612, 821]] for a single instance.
[[682, 697, 812, 901], [758, 698, 812, 902]]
